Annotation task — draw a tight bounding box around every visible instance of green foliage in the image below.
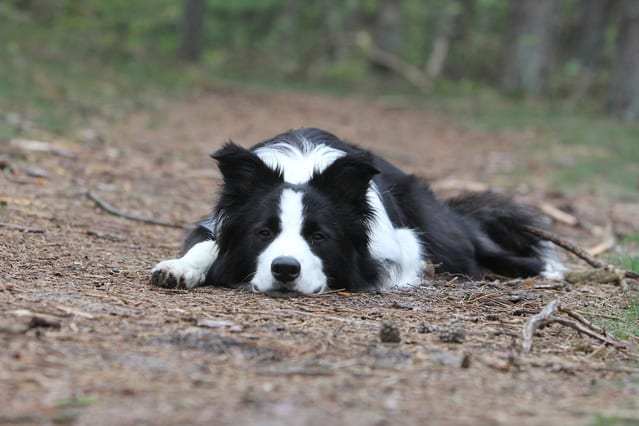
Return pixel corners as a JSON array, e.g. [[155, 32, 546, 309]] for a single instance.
[[0, 4, 203, 138], [590, 415, 639, 426]]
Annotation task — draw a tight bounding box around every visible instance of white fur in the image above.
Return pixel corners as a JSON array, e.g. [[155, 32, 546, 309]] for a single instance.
[[254, 139, 346, 184], [367, 184, 424, 288], [151, 240, 218, 288], [251, 189, 327, 294], [538, 241, 567, 280]]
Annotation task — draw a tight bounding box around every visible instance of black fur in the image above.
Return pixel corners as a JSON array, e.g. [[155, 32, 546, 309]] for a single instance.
[[183, 128, 551, 291]]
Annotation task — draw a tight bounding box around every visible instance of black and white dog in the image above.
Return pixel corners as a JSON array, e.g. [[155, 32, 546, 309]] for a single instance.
[[151, 128, 563, 296]]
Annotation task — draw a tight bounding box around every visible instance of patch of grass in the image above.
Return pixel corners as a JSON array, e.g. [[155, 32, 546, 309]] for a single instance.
[[597, 253, 639, 340], [418, 86, 639, 199], [55, 395, 101, 409], [621, 234, 639, 248], [604, 298, 639, 340], [590, 415, 639, 426], [0, 14, 206, 140]]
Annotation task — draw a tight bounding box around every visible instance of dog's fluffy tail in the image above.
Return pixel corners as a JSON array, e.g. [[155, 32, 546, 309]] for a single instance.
[[446, 192, 565, 279]]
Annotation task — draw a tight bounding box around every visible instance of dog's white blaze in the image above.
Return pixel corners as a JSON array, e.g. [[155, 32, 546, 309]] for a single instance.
[[151, 240, 218, 288], [251, 189, 327, 294], [367, 185, 424, 288], [254, 140, 346, 184]]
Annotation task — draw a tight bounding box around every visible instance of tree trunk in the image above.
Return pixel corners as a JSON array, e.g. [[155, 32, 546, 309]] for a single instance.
[[179, 0, 206, 61], [444, 0, 475, 80], [561, 0, 615, 111], [607, 0, 639, 120], [501, 0, 559, 96], [574, 0, 613, 71], [424, 1, 460, 80], [370, 0, 404, 74]]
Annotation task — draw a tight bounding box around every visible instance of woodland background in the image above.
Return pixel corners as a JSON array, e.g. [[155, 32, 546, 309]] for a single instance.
[[3, 0, 639, 121]]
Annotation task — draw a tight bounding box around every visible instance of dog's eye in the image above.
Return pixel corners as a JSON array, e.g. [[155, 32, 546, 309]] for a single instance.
[[310, 232, 326, 243], [257, 228, 273, 239]]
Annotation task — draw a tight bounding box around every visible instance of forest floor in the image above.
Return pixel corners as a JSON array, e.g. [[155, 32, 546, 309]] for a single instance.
[[1, 86, 638, 426]]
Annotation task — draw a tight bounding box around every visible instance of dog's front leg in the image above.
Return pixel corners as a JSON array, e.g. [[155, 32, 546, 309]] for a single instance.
[[150, 240, 218, 289]]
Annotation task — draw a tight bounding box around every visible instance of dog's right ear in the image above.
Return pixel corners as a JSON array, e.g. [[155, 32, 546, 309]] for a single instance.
[[211, 142, 283, 200]]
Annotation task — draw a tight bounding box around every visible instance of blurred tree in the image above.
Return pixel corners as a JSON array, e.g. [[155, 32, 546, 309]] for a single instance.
[[560, 0, 616, 110], [424, 1, 460, 81], [501, 0, 559, 95], [443, 0, 475, 80], [371, 0, 405, 73], [607, 0, 639, 121], [179, 0, 206, 61], [573, 0, 614, 71]]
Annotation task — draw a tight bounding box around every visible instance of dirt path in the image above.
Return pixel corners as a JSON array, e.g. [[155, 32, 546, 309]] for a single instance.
[[1, 88, 637, 425]]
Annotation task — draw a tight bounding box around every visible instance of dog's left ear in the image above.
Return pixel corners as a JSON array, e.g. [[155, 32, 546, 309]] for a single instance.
[[211, 142, 283, 202], [309, 153, 379, 206]]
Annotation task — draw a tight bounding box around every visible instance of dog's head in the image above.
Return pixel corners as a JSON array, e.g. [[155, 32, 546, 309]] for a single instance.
[[207, 142, 381, 295]]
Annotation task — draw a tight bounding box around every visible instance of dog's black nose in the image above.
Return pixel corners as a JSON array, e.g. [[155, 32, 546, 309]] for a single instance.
[[271, 257, 301, 283]]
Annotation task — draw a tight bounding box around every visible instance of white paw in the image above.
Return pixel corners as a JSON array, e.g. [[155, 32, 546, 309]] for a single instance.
[[150, 259, 206, 289]]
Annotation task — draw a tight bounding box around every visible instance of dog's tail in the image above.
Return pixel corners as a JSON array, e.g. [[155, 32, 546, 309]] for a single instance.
[[446, 192, 565, 279]]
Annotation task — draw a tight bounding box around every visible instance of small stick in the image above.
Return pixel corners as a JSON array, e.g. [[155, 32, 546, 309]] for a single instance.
[[524, 225, 639, 280], [522, 299, 628, 353], [587, 223, 616, 256], [558, 306, 606, 334], [539, 202, 578, 226], [524, 226, 604, 268], [0, 222, 44, 233], [522, 299, 560, 353], [87, 191, 185, 229], [553, 318, 627, 349]]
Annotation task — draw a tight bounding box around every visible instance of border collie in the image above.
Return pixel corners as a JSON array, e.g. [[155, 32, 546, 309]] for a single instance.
[[151, 128, 563, 296]]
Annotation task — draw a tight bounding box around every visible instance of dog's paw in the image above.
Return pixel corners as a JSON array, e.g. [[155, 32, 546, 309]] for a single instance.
[[150, 259, 206, 289]]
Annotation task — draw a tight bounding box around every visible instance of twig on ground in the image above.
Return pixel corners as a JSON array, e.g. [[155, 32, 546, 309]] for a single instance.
[[522, 299, 560, 353], [524, 225, 639, 280], [524, 226, 605, 268], [553, 318, 627, 349], [87, 190, 186, 229], [0, 222, 44, 233], [539, 202, 579, 226], [587, 222, 616, 256], [558, 306, 605, 334], [522, 299, 628, 353]]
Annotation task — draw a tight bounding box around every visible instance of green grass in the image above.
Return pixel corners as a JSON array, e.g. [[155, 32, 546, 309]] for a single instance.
[[598, 252, 639, 340], [591, 415, 639, 426], [0, 15, 207, 141], [603, 296, 639, 340], [413, 85, 639, 200]]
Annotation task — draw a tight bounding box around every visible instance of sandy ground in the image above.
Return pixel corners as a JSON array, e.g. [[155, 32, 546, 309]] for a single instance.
[[1, 87, 638, 425]]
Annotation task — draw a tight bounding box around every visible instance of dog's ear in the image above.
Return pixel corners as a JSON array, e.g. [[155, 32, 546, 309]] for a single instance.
[[211, 142, 283, 200], [309, 153, 379, 206]]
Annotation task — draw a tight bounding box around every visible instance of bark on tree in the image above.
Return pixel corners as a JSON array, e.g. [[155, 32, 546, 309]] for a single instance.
[[179, 0, 206, 61], [562, 0, 614, 110], [501, 0, 559, 96], [370, 0, 405, 74], [607, 0, 639, 121], [574, 0, 614, 71], [424, 1, 460, 80]]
